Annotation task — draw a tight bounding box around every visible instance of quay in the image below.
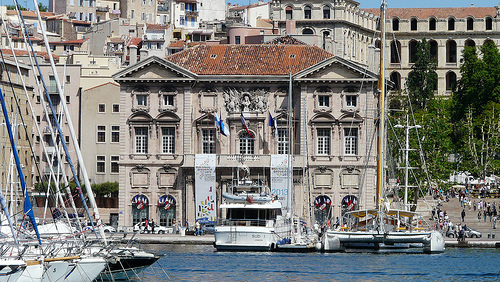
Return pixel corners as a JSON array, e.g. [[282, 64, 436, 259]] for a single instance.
[[110, 233, 500, 248]]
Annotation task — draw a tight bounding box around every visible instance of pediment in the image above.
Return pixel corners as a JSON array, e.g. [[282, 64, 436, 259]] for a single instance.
[[294, 57, 378, 81], [113, 56, 196, 82]]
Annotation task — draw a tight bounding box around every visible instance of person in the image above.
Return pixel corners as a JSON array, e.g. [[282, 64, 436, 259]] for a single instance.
[[478, 210, 482, 223], [186, 220, 189, 231], [461, 209, 466, 222], [431, 208, 436, 221], [173, 220, 178, 234], [335, 217, 340, 229], [493, 216, 497, 229], [151, 219, 155, 234], [194, 220, 202, 236]]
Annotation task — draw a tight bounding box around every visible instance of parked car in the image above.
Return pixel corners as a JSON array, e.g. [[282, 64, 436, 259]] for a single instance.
[[446, 226, 482, 238], [102, 224, 116, 233], [202, 224, 215, 234], [134, 221, 169, 234]]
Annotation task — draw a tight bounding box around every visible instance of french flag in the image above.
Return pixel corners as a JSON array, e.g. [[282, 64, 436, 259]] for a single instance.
[[241, 112, 254, 139]]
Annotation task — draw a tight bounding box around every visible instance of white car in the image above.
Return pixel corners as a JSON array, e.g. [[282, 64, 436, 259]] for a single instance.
[[102, 225, 116, 233], [134, 222, 169, 234]]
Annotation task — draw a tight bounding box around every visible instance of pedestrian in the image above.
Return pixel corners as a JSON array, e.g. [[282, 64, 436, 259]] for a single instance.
[[484, 210, 487, 222], [186, 220, 189, 230], [431, 208, 436, 220], [473, 200, 476, 211], [493, 216, 497, 229], [151, 219, 155, 234], [145, 219, 149, 233], [194, 220, 202, 236], [478, 210, 482, 223], [335, 217, 340, 229], [461, 209, 466, 222]]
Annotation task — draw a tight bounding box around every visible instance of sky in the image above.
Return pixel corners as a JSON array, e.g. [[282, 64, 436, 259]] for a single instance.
[[1, 0, 499, 12]]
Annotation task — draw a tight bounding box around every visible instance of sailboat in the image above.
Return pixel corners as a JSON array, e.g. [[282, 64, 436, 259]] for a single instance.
[[318, 0, 445, 253]]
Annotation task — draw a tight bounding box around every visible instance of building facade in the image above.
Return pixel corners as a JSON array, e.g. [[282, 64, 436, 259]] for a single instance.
[[113, 43, 379, 229]]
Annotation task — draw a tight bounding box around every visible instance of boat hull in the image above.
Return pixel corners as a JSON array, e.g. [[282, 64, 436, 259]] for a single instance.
[[214, 226, 282, 251]]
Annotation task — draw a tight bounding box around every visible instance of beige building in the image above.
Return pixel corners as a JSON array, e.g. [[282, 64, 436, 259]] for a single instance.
[[113, 43, 379, 229], [272, 1, 500, 96]]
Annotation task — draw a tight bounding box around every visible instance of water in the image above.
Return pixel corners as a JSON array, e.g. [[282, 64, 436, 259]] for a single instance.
[[136, 244, 500, 281]]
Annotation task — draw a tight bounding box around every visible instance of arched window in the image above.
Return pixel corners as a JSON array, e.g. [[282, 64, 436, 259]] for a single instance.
[[323, 6, 330, 19], [446, 40, 457, 63], [390, 40, 401, 63], [375, 40, 381, 49], [390, 72, 401, 90], [448, 18, 455, 31], [322, 31, 330, 49], [239, 132, 254, 154], [429, 40, 438, 61], [465, 39, 476, 48], [132, 195, 149, 226], [302, 28, 314, 35], [410, 18, 417, 31], [158, 195, 176, 227], [429, 18, 436, 30], [314, 195, 332, 225], [304, 5, 311, 19], [467, 17, 474, 30], [286, 6, 293, 20], [446, 72, 457, 91], [486, 17, 493, 30], [409, 40, 418, 63], [392, 18, 399, 31]]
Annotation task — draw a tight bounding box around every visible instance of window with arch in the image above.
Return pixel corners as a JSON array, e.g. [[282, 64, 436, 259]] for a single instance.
[[486, 17, 493, 30], [239, 132, 254, 154], [446, 40, 457, 63], [409, 40, 418, 63], [390, 40, 401, 63], [304, 5, 311, 19], [323, 6, 330, 19], [302, 28, 314, 35], [448, 18, 455, 31], [314, 195, 332, 225], [390, 72, 401, 90], [446, 72, 457, 91], [410, 18, 417, 31], [135, 127, 148, 154], [429, 40, 438, 61], [429, 18, 436, 30], [286, 6, 292, 20], [465, 39, 476, 48], [392, 18, 399, 31], [158, 195, 176, 227], [322, 31, 330, 49], [467, 17, 474, 30]]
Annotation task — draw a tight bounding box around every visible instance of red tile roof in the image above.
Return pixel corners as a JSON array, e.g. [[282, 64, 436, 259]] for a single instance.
[[6, 10, 54, 18], [0, 49, 59, 60], [165, 44, 332, 75], [168, 40, 186, 48], [49, 39, 87, 45], [127, 37, 142, 47], [362, 7, 496, 19], [264, 35, 307, 45], [230, 2, 268, 11], [85, 82, 120, 92]]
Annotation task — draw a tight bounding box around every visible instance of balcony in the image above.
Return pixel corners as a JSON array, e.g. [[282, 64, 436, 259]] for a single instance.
[[185, 11, 198, 17], [96, 6, 109, 12], [182, 154, 303, 168]]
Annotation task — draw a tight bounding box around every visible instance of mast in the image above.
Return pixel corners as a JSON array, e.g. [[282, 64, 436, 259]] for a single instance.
[[287, 72, 293, 217], [376, 0, 387, 224]]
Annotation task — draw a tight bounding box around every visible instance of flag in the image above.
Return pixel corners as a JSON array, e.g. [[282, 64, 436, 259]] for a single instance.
[[215, 114, 230, 136], [241, 112, 254, 139], [268, 111, 277, 137]]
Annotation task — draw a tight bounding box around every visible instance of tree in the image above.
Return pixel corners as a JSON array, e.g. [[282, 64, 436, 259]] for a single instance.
[[38, 3, 48, 12], [6, 5, 27, 11], [406, 39, 438, 110]]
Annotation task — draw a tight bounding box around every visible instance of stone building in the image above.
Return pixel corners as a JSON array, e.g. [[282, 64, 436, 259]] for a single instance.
[[271, 0, 500, 96], [113, 43, 380, 229]]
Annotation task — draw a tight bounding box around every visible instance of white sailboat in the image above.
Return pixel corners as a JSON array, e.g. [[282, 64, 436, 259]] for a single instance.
[[318, 0, 445, 253]]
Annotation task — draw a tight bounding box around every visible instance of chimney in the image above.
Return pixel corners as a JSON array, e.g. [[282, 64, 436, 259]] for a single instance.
[[471, 4, 474, 7], [130, 45, 138, 65]]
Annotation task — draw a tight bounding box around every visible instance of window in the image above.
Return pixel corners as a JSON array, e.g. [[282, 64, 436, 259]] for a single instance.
[[97, 125, 106, 142], [286, 6, 292, 20], [113, 104, 119, 112], [142, 13, 146, 21], [111, 156, 119, 173], [88, 13, 93, 22], [163, 95, 174, 106], [390, 72, 401, 91], [66, 96, 70, 103], [448, 18, 455, 31], [429, 18, 436, 30], [202, 129, 215, 154], [410, 18, 417, 31], [180, 16, 185, 26], [430, 40, 438, 61], [302, 28, 314, 35], [136, 95, 147, 106], [467, 17, 473, 30], [131, 10, 135, 19], [486, 17, 493, 30], [135, 127, 148, 154], [446, 40, 457, 63], [446, 72, 457, 90], [111, 126, 120, 142], [390, 40, 401, 63], [36, 116, 41, 123], [409, 40, 417, 63], [317, 128, 330, 155], [235, 36, 241, 44], [323, 6, 330, 19], [66, 75, 71, 83], [142, 0, 146, 4], [97, 156, 105, 173], [344, 128, 358, 155], [98, 104, 105, 113], [304, 5, 311, 19], [318, 95, 329, 107], [346, 95, 357, 107], [162, 127, 175, 154], [79, 0, 84, 6], [392, 18, 399, 31], [277, 128, 288, 154], [239, 132, 254, 154]]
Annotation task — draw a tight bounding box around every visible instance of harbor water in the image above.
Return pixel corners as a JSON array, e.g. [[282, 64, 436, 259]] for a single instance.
[[137, 244, 500, 281]]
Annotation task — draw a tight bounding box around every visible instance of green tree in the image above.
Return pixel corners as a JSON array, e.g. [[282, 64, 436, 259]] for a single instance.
[[91, 182, 119, 197], [38, 3, 48, 12], [6, 4, 27, 10], [406, 39, 438, 110]]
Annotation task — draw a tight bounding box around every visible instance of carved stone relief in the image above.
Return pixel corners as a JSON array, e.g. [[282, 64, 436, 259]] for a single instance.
[[223, 88, 269, 113]]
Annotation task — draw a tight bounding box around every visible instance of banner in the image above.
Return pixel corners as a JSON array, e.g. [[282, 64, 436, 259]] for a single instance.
[[195, 154, 217, 222], [271, 154, 291, 213]]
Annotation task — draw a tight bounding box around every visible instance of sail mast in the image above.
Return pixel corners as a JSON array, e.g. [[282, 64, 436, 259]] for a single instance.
[[376, 0, 387, 219]]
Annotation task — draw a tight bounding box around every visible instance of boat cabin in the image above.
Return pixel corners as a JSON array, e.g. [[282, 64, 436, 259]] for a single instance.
[[220, 203, 282, 227]]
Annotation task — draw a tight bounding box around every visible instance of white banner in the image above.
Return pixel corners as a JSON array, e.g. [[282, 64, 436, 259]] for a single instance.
[[271, 154, 290, 213], [195, 154, 217, 222]]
